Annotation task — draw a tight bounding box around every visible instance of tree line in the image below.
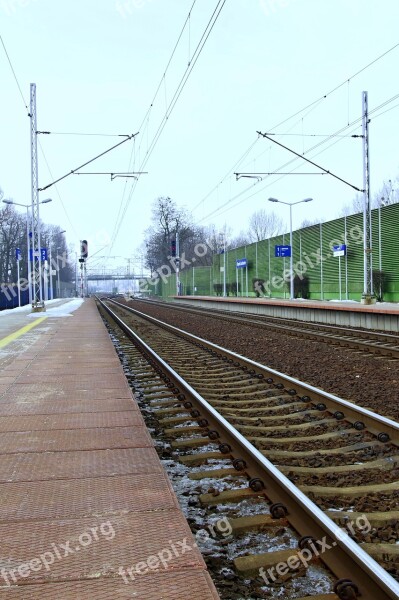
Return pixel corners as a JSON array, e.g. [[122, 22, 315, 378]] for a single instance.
[[0, 188, 72, 285], [142, 173, 399, 275], [141, 196, 285, 275]]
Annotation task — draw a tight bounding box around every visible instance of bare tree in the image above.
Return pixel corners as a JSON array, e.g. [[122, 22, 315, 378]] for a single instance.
[[0, 203, 24, 282], [144, 197, 212, 271], [230, 231, 250, 249], [339, 177, 399, 217], [299, 218, 323, 228], [247, 209, 284, 242], [373, 178, 399, 207]]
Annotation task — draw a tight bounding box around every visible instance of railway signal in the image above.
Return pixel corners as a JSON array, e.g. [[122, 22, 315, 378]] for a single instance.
[[170, 238, 176, 257]]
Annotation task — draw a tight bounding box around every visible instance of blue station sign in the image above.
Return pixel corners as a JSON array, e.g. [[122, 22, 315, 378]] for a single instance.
[[275, 245, 291, 258], [29, 248, 48, 261], [333, 244, 346, 257], [236, 258, 247, 268]]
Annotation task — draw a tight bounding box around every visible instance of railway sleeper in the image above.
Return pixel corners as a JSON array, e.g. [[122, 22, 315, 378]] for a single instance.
[[219, 400, 306, 413], [237, 417, 342, 434], [179, 451, 227, 465], [164, 425, 207, 437], [226, 409, 321, 423], [361, 542, 399, 562], [248, 430, 358, 445], [188, 467, 240, 480], [261, 440, 387, 459], [228, 513, 287, 534], [172, 436, 213, 448], [211, 394, 296, 406], [327, 509, 399, 527], [200, 487, 267, 505], [300, 479, 399, 497], [233, 547, 314, 577], [279, 455, 399, 475]]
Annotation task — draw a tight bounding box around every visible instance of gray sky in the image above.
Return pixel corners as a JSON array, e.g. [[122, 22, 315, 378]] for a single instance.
[[1, 0, 398, 273]]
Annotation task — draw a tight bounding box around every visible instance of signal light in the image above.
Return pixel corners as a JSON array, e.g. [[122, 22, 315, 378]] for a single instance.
[[171, 238, 176, 257], [81, 240, 88, 258]]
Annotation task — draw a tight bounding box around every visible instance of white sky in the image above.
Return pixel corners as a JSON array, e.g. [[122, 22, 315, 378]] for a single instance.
[[1, 0, 398, 274]]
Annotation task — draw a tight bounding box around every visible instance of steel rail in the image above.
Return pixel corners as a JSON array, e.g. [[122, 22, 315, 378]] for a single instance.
[[109, 299, 399, 444], [132, 297, 399, 358], [99, 298, 399, 600]]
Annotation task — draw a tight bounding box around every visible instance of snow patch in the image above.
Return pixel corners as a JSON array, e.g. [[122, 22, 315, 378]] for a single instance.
[[27, 299, 84, 318]]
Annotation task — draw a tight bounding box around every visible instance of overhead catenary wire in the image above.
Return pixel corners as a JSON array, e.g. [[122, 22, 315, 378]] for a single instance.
[[38, 140, 79, 239], [197, 91, 399, 224], [38, 134, 138, 191], [109, 0, 228, 252], [192, 42, 399, 221], [0, 33, 81, 240], [0, 34, 29, 114], [108, 0, 199, 253]]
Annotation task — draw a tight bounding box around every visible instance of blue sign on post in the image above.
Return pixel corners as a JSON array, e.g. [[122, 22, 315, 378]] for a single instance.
[[333, 244, 346, 257], [275, 245, 291, 257], [29, 248, 48, 261], [236, 258, 247, 268], [15, 248, 21, 261]]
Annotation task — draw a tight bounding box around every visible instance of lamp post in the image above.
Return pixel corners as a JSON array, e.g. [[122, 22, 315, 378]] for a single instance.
[[268, 197, 313, 300], [56, 249, 61, 298], [53, 231, 66, 299], [2, 198, 52, 305]]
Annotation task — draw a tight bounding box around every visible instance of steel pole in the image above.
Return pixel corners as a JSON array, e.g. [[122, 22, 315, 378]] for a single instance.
[[223, 237, 226, 297], [57, 255, 60, 297], [362, 91, 374, 302], [30, 83, 44, 310], [289, 205, 293, 300], [49, 242, 53, 300], [26, 207, 32, 304], [176, 232, 180, 296], [17, 259, 21, 307]]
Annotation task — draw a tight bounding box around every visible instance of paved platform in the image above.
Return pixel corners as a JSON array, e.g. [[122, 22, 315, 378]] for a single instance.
[[173, 296, 399, 332], [0, 299, 220, 599]]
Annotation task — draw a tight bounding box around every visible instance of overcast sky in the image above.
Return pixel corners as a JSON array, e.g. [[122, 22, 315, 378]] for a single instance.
[[1, 0, 398, 273]]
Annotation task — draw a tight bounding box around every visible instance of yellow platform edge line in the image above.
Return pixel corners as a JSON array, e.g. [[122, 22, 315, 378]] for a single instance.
[[0, 316, 47, 349]]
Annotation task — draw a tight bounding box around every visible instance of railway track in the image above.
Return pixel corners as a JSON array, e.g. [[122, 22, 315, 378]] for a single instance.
[[132, 297, 399, 359], [97, 297, 399, 600]]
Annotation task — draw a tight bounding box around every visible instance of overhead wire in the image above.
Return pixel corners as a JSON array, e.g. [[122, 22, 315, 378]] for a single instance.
[[0, 34, 80, 239], [197, 91, 399, 224], [108, 0, 198, 253], [109, 0, 228, 251], [38, 141, 79, 239], [193, 42, 399, 222], [0, 34, 29, 114]]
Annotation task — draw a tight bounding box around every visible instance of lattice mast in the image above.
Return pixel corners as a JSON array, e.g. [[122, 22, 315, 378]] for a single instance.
[[362, 91, 374, 302], [30, 83, 44, 310]]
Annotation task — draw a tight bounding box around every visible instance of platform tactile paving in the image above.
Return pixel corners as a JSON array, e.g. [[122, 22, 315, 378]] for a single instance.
[[0, 448, 163, 482], [0, 427, 153, 453], [0, 571, 220, 599], [0, 473, 179, 522], [0, 411, 142, 432], [1, 385, 134, 402], [0, 398, 136, 416], [0, 512, 206, 583]]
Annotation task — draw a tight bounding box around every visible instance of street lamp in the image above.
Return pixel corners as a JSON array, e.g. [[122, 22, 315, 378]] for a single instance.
[[268, 197, 313, 300], [48, 230, 66, 300], [2, 198, 52, 305]]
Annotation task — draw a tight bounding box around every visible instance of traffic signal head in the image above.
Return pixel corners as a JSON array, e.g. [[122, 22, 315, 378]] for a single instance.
[[171, 238, 176, 257], [81, 240, 88, 258]]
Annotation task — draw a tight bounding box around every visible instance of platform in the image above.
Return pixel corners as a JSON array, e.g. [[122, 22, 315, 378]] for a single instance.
[[0, 299, 220, 599], [173, 296, 399, 332]]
